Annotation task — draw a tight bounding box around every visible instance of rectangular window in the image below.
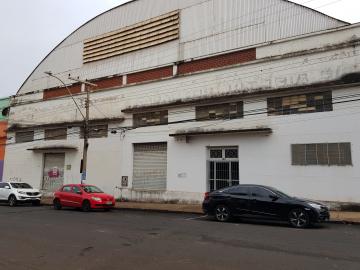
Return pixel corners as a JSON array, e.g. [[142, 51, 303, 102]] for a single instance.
[[196, 102, 243, 121], [268, 91, 332, 116], [133, 110, 168, 128], [15, 131, 34, 143], [80, 124, 108, 139], [291, 143, 352, 166], [45, 128, 67, 141]]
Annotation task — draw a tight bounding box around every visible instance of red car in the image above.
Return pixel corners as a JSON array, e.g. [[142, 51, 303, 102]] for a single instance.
[[53, 184, 115, 212]]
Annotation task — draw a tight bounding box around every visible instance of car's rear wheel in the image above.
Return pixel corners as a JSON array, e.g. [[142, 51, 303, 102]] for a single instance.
[[53, 199, 62, 210], [82, 200, 91, 212], [215, 205, 231, 222], [288, 208, 309, 228], [8, 195, 17, 207]]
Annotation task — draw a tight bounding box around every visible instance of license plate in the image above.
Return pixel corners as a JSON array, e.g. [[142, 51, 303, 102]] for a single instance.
[[106, 201, 113, 205]]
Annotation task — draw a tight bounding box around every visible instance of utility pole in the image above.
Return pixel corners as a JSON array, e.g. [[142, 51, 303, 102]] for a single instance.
[[68, 77, 97, 184], [45, 72, 97, 184]]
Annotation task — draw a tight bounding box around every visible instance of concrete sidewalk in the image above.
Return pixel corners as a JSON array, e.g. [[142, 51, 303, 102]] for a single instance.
[[42, 198, 360, 224], [117, 202, 360, 224]]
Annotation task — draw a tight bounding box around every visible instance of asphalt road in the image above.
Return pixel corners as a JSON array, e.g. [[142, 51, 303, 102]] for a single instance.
[[0, 205, 359, 270]]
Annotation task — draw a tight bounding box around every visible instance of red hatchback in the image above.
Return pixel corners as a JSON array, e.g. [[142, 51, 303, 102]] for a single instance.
[[53, 184, 115, 212]]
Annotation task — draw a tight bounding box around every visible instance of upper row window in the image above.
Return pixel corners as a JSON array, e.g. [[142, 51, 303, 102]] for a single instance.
[[45, 128, 67, 141], [15, 125, 108, 144], [268, 91, 332, 116], [133, 111, 168, 128], [15, 131, 34, 143], [196, 102, 243, 121], [80, 124, 108, 139]]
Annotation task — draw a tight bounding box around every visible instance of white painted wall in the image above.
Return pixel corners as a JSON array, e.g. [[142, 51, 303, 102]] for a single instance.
[[4, 86, 360, 203]]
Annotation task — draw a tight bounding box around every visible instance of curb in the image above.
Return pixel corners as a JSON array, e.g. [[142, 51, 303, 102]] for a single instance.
[[41, 201, 360, 224]]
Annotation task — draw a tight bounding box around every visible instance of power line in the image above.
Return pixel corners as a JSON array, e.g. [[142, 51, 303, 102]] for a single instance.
[[3, 92, 360, 149]]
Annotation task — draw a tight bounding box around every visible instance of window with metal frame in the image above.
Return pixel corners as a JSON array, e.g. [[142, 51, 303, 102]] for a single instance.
[[133, 111, 168, 128], [291, 143, 352, 166], [15, 131, 34, 143], [45, 128, 67, 141], [208, 147, 239, 192], [268, 91, 332, 116], [196, 102, 243, 121]]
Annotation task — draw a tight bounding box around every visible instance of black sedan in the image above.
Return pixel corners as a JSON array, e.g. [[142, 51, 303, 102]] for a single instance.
[[202, 185, 330, 228]]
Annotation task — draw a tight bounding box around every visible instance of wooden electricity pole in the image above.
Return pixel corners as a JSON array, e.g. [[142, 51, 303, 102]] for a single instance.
[[68, 77, 97, 184]]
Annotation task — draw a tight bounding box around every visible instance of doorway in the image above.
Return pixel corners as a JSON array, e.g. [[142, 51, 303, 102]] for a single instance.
[[42, 153, 65, 191], [208, 147, 239, 192]]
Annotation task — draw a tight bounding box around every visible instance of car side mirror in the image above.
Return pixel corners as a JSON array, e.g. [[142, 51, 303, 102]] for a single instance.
[[4, 186, 10, 189], [76, 191, 82, 195], [269, 194, 279, 201]]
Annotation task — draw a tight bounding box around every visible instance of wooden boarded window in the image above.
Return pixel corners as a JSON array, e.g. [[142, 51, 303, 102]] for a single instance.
[[196, 102, 243, 121], [15, 131, 34, 143], [133, 111, 168, 128], [268, 92, 332, 115], [291, 143, 352, 166], [45, 128, 67, 141]]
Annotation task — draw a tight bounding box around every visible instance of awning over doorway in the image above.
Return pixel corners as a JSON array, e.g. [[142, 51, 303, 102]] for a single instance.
[[27, 145, 78, 152], [169, 127, 272, 138]]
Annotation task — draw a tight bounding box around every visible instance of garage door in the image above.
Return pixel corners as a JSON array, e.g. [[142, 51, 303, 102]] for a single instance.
[[133, 143, 167, 191]]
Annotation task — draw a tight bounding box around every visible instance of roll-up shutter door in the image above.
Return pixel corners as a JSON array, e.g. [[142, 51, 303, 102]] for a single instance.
[[133, 143, 167, 190]]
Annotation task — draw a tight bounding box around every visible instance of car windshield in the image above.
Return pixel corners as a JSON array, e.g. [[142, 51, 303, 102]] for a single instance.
[[82, 186, 103, 194], [10, 183, 32, 189]]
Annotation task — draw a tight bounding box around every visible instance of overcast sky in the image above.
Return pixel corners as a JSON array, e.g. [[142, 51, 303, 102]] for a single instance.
[[0, 0, 359, 97]]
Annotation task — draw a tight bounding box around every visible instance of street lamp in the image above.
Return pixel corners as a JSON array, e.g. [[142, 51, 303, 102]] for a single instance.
[[44, 72, 97, 184]]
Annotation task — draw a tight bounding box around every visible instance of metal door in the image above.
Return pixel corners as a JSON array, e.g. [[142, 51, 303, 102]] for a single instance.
[[133, 143, 167, 191], [42, 153, 65, 191], [208, 147, 239, 192]]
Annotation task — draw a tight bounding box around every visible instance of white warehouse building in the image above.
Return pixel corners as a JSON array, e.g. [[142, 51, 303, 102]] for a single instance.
[[4, 0, 360, 205]]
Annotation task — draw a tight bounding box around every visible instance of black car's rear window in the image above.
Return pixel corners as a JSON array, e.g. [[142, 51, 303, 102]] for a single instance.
[[223, 186, 249, 196]]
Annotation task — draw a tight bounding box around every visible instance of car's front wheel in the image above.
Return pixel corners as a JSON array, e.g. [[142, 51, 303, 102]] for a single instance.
[[288, 208, 309, 228], [53, 199, 62, 210], [8, 195, 17, 207], [215, 205, 231, 222], [82, 200, 91, 212]]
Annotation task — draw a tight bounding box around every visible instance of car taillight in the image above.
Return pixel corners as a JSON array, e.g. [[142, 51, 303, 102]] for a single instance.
[[204, 192, 210, 200]]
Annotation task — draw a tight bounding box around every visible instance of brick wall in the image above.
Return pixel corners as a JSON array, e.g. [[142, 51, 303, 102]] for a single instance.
[[43, 84, 81, 100], [91, 76, 122, 91], [127, 66, 173, 84], [178, 48, 256, 75], [43, 76, 123, 100], [42, 49, 257, 100]]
